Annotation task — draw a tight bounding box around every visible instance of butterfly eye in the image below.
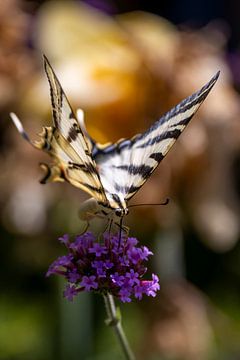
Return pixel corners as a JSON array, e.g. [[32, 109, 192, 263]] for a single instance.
[[115, 209, 123, 217], [115, 208, 129, 217]]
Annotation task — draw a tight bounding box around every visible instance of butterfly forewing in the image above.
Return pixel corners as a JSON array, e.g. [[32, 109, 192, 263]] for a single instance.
[[93, 71, 220, 201], [42, 56, 108, 203]]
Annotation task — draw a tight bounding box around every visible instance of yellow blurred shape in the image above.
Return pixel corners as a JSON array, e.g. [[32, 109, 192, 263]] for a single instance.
[[32, 1, 151, 142], [118, 11, 180, 75]]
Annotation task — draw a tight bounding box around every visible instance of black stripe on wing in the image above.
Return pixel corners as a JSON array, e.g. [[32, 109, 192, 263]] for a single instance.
[[92, 138, 138, 158], [112, 164, 153, 179], [93, 71, 220, 159], [80, 182, 106, 195], [136, 128, 183, 149], [43, 56, 110, 205], [94, 71, 219, 203], [44, 56, 85, 137], [139, 70, 220, 141], [68, 161, 97, 174], [114, 183, 141, 196]]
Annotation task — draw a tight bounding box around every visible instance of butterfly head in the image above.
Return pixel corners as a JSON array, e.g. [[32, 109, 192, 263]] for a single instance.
[[115, 208, 129, 217], [109, 194, 129, 217]]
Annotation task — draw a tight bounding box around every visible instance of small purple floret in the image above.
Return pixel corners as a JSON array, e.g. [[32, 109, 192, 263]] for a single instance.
[[47, 232, 160, 303], [58, 234, 69, 246], [140, 246, 153, 260], [92, 260, 106, 277], [111, 273, 125, 286], [125, 269, 140, 286], [57, 255, 73, 267], [81, 275, 98, 291], [68, 269, 80, 283], [89, 243, 107, 257], [119, 287, 132, 303], [63, 284, 78, 301]]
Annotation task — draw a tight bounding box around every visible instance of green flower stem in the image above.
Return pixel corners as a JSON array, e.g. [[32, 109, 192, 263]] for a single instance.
[[103, 293, 135, 360]]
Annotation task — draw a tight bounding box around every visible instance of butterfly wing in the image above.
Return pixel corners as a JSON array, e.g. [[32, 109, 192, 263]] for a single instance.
[[42, 56, 110, 203], [11, 57, 108, 205], [93, 71, 220, 202], [11, 58, 219, 211]]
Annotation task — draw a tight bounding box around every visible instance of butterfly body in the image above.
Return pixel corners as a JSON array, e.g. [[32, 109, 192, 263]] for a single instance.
[[11, 56, 219, 220]]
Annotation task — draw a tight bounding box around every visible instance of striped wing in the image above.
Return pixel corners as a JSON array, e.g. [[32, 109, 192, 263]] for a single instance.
[[42, 56, 108, 203], [93, 71, 220, 202], [11, 56, 108, 206]]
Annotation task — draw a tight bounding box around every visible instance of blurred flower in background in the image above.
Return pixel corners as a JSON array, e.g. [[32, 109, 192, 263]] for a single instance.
[[1, 1, 240, 359]]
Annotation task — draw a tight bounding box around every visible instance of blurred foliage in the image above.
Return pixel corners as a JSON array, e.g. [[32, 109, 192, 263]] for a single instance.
[[1, 0, 240, 359]]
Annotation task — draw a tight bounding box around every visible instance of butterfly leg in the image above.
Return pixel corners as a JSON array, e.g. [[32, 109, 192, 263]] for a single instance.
[[114, 222, 129, 236], [122, 224, 129, 238], [114, 222, 130, 238], [78, 220, 90, 235], [108, 218, 113, 234]]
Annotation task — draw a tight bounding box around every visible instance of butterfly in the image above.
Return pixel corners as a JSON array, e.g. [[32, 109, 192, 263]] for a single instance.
[[11, 56, 219, 221]]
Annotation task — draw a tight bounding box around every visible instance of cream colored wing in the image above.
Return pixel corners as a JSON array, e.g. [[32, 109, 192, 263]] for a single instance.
[[10, 56, 109, 206]]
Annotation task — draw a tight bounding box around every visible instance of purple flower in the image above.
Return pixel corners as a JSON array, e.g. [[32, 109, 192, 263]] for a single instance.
[[69, 232, 94, 252], [125, 269, 140, 286], [57, 255, 73, 267], [127, 248, 142, 264], [140, 246, 153, 260], [89, 243, 108, 257], [118, 255, 130, 267], [92, 260, 106, 277], [111, 273, 125, 287], [92, 260, 104, 269], [127, 237, 138, 248], [81, 275, 98, 291], [119, 287, 132, 303], [46, 254, 73, 277], [68, 269, 80, 283], [104, 259, 114, 269], [134, 285, 145, 300], [149, 274, 160, 295], [63, 284, 78, 301], [58, 234, 69, 246], [47, 231, 160, 303], [46, 264, 58, 277], [142, 274, 160, 297]]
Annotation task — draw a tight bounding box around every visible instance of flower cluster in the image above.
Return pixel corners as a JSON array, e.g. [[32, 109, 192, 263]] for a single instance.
[[47, 232, 160, 303]]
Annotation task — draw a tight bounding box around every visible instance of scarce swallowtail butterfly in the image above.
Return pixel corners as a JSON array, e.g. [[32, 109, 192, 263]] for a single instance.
[[11, 56, 219, 220]]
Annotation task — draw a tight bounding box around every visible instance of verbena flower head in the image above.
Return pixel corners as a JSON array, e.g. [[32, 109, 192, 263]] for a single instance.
[[47, 232, 160, 303]]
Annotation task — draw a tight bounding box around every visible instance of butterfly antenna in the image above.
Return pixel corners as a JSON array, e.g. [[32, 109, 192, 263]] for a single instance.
[[10, 112, 33, 145], [128, 198, 170, 208]]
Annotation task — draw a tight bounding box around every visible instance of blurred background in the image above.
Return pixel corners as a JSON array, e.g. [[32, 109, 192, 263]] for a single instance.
[[1, 0, 240, 359]]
